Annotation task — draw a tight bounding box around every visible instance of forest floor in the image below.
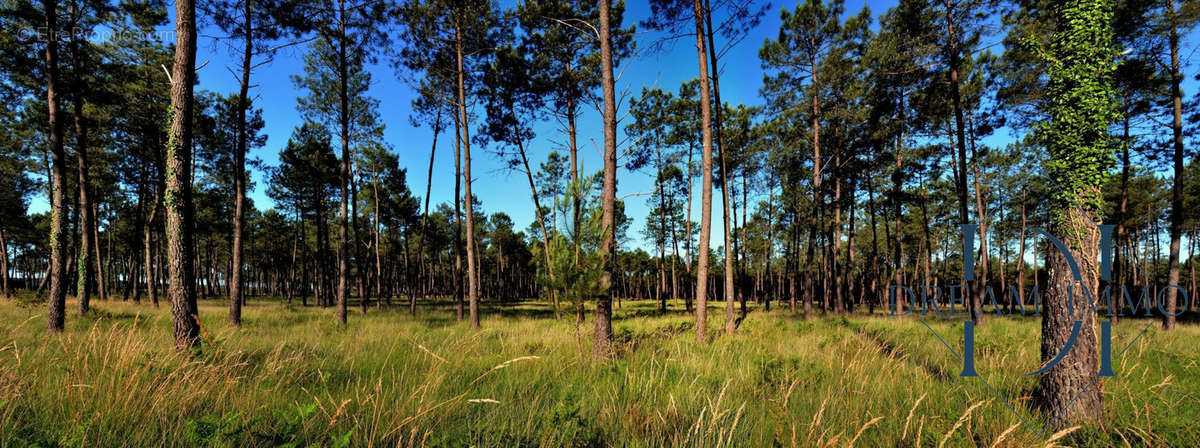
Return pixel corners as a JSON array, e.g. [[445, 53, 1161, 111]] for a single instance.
[[0, 294, 1197, 447]]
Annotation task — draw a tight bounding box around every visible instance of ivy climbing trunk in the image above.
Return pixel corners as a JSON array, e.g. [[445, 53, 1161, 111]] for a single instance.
[[44, 0, 69, 333], [1035, 0, 1119, 426]]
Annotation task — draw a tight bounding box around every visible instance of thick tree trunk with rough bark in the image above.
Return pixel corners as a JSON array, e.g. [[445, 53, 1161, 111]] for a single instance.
[[1037, 205, 1104, 423], [166, 0, 201, 350], [1036, 0, 1115, 422]]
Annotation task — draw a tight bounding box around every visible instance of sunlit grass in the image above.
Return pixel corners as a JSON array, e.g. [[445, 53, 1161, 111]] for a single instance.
[[0, 293, 1196, 447]]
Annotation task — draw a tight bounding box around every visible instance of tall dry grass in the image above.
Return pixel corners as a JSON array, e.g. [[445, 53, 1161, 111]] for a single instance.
[[0, 295, 1196, 447]]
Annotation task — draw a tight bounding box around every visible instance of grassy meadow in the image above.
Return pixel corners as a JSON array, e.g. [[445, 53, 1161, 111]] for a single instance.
[[0, 295, 1197, 447]]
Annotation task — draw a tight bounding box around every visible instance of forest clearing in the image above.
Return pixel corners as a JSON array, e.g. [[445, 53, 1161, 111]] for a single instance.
[[1, 295, 1196, 447], [4, 0, 1200, 445]]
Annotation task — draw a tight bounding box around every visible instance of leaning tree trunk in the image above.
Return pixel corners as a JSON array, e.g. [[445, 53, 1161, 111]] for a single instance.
[[515, 136, 559, 319], [166, 0, 200, 350], [416, 106, 440, 305], [702, 0, 736, 334], [44, 0, 69, 332], [453, 115, 464, 321]]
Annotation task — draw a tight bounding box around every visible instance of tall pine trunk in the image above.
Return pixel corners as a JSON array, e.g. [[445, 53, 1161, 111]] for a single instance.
[[1163, 0, 1184, 331], [943, 0, 981, 325], [44, 0, 69, 332], [691, 0, 715, 343], [1035, 0, 1117, 425], [166, 0, 200, 349], [702, 0, 737, 334], [229, 0, 253, 326], [595, 0, 619, 358], [454, 24, 480, 329], [73, 89, 93, 315], [804, 50, 821, 320], [335, 0, 350, 326]]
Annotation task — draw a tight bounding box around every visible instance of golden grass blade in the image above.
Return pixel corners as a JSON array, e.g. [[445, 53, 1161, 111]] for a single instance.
[[1041, 425, 1081, 448], [938, 400, 989, 448], [902, 392, 927, 441], [988, 422, 1020, 448], [849, 416, 884, 447]]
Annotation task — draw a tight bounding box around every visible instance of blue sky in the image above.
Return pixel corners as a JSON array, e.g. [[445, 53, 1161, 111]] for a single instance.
[[29, 0, 1200, 254], [179, 0, 857, 252]]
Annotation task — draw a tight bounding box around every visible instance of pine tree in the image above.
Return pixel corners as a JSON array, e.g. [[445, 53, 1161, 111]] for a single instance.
[[396, 0, 503, 329], [295, 0, 386, 324], [478, 43, 563, 318], [1151, 0, 1200, 331], [594, 0, 621, 357], [165, 0, 201, 350], [760, 0, 844, 319], [1035, 0, 1121, 425], [204, 0, 309, 326]]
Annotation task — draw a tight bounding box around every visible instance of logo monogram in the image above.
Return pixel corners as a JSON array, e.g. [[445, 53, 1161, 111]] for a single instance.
[[888, 222, 1181, 435]]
